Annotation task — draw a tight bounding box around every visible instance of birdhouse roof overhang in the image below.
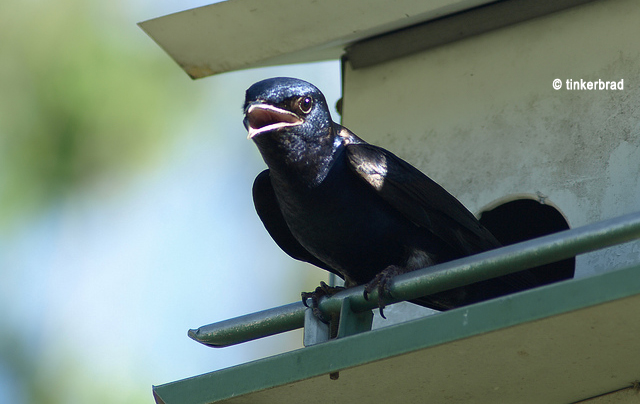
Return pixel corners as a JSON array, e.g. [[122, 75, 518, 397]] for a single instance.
[[138, 0, 595, 79]]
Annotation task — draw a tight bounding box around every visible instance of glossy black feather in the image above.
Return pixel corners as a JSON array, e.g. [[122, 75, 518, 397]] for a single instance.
[[246, 77, 541, 311], [252, 169, 343, 277], [345, 139, 500, 255]]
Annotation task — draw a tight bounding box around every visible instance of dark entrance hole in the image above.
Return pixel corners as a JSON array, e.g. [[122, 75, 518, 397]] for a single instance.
[[478, 198, 575, 285]]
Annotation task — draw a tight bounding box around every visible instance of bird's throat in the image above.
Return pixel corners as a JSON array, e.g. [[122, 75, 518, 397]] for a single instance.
[[254, 130, 340, 189]]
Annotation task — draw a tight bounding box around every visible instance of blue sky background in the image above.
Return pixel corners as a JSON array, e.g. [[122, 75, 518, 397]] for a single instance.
[[0, 1, 341, 402]]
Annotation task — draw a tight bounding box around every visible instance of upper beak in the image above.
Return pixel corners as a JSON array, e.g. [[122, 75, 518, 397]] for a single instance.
[[244, 103, 303, 139]]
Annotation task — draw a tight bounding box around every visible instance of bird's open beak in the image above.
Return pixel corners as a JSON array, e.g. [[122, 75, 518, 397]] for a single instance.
[[244, 104, 303, 139]]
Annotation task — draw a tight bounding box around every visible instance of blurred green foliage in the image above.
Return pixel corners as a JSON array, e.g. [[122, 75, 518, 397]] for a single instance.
[[1, 329, 150, 404], [0, 0, 200, 230], [0, 0, 203, 402]]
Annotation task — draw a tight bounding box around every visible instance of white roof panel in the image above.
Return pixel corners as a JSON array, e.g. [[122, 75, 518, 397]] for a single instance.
[[138, 0, 494, 78]]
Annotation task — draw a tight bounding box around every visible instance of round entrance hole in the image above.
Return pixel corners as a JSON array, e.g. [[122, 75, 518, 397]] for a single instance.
[[478, 198, 575, 285]]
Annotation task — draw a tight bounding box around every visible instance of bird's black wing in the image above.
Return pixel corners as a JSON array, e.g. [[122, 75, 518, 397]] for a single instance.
[[252, 169, 344, 278], [345, 141, 500, 255], [344, 139, 539, 310]]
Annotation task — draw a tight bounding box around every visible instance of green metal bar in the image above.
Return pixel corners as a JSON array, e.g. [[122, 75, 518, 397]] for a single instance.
[[188, 302, 305, 348], [353, 210, 640, 311], [189, 211, 640, 348]]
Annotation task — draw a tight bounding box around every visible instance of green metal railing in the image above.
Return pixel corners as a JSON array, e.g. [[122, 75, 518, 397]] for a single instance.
[[189, 211, 640, 348]]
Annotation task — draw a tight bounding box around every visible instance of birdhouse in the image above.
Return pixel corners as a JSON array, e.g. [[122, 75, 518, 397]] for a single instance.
[[140, 1, 640, 403]]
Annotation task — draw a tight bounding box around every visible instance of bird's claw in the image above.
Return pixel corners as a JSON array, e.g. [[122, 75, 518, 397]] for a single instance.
[[363, 266, 401, 319], [301, 281, 344, 323]]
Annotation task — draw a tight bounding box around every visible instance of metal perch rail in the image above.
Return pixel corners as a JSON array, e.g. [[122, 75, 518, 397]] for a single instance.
[[188, 211, 640, 348]]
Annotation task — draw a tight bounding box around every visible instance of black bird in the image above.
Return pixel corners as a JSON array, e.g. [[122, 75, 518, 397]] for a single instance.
[[244, 77, 536, 317]]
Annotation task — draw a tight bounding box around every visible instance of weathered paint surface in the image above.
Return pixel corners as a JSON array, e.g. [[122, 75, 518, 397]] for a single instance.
[[342, 0, 640, 279]]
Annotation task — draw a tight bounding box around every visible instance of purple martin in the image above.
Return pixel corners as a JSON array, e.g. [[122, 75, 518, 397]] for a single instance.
[[244, 77, 537, 317]]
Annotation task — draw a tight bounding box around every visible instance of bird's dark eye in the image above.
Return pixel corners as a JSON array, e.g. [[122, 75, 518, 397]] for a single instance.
[[297, 97, 313, 114]]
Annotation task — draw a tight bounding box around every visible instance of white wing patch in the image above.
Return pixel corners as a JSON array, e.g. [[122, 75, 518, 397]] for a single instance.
[[352, 152, 388, 191]]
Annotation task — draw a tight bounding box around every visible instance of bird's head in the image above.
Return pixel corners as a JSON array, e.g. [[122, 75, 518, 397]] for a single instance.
[[245, 78, 341, 170], [243, 77, 343, 185], [243, 77, 333, 141]]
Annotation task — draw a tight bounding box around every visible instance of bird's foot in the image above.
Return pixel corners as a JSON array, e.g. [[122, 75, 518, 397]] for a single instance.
[[363, 265, 402, 319], [301, 281, 345, 323]]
